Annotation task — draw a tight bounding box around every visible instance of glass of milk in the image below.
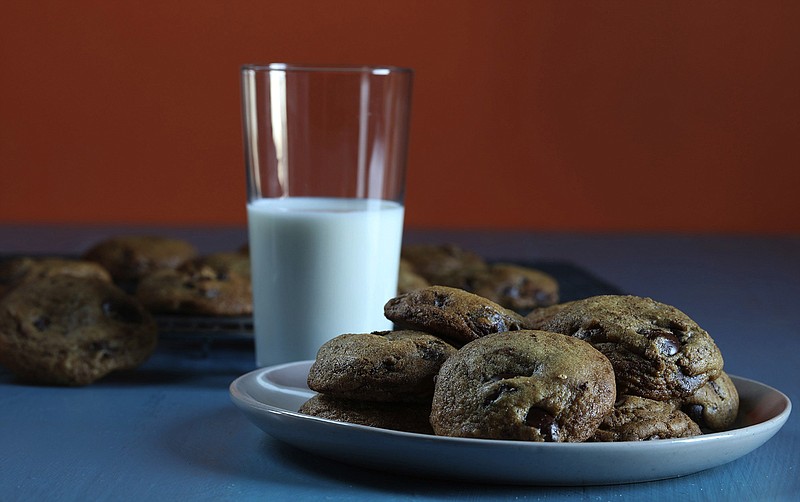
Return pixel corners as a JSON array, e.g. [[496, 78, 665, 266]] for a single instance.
[[241, 64, 413, 367]]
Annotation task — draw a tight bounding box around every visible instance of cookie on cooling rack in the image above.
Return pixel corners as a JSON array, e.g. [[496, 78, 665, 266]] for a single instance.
[[0, 257, 111, 297], [400, 243, 488, 290], [0, 276, 157, 386], [469, 263, 559, 311], [397, 258, 429, 294], [82, 235, 198, 284], [135, 252, 252, 316]]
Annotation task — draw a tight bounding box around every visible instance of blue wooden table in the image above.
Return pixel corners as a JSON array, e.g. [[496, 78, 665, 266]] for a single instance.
[[1, 226, 797, 501]]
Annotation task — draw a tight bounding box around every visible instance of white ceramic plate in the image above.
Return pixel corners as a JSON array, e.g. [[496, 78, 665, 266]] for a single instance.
[[229, 361, 791, 486]]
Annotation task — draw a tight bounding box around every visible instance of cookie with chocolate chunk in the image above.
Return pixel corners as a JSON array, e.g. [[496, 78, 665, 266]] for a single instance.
[[430, 330, 616, 442], [469, 263, 559, 311], [592, 395, 701, 441], [384, 286, 531, 345], [397, 258, 429, 294], [135, 252, 252, 316], [298, 393, 434, 434], [526, 295, 724, 401], [401, 244, 488, 289], [677, 371, 739, 431], [0, 276, 157, 386], [307, 330, 457, 402], [82, 235, 197, 284], [0, 257, 111, 297]]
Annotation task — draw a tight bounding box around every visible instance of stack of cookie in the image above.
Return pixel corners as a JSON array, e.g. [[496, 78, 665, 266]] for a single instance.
[[299, 286, 739, 442], [527, 295, 739, 440], [301, 330, 458, 434], [399, 244, 560, 311]]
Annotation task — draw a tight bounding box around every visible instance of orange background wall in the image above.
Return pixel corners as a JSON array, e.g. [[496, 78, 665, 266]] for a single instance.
[[2, 1, 798, 233]]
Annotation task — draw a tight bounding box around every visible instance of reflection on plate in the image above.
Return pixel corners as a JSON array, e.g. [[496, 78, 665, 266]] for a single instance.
[[229, 361, 791, 486]]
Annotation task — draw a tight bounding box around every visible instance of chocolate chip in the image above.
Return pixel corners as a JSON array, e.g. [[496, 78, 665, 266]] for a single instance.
[[418, 342, 443, 361], [102, 300, 143, 324], [433, 292, 448, 309], [483, 383, 517, 406], [655, 333, 681, 356], [525, 407, 559, 441], [572, 322, 603, 341], [33, 316, 50, 331], [89, 340, 116, 358], [638, 327, 683, 356], [682, 403, 705, 423], [203, 288, 220, 299]]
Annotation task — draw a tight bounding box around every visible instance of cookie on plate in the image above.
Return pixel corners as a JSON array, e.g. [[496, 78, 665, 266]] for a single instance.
[[526, 295, 724, 401], [384, 286, 531, 346], [82, 235, 198, 284], [0, 276, 158, 386], [400, 244, 488, 289], [298, 393, 434, 434], [0, 257, 111, 297], [135, 253, 252, 316], [592, 395, 701, 441], [307, 330, 457, 402], [677, 371, 739, 432], [469, 263, 559, 311], [430, 330, 616, 442]]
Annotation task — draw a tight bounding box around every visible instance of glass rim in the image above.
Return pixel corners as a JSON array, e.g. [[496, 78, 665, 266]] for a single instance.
[[241, 63, 412, 75]]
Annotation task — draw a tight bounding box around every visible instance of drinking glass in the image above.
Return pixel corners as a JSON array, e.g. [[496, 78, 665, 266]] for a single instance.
[[241, 63, 413, 367]]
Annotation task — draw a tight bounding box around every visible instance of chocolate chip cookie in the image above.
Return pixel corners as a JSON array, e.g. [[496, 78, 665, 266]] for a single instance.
[[401, 244, 488, 289], [469, 263, 559, 311], [677, 371, 739, 431], [298, 393, 434, 434], [0, 257, 111, 297], [592, 395, 701, 441], [307, 330, 457, 402], [82, 235, 198, 284], [526, 295, 724, 401], [397, 258, 430, 294], [384, 286, 530, 345], [135, 253, 252, 316], [0, 276, 158, 386], [430, 330, 616, 442]]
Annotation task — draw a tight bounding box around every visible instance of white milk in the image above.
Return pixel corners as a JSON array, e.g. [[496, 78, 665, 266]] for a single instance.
[[247, 197, 405, 367]]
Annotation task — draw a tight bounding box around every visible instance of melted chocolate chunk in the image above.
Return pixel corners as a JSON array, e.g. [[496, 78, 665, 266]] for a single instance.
[[572, 322, 603, 341], [655, 333, 681, 356], [483, 383, 517, 406], [638, 327, 683, 356], [682, 403, 705, 423], [525, 407, 559, 441]]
